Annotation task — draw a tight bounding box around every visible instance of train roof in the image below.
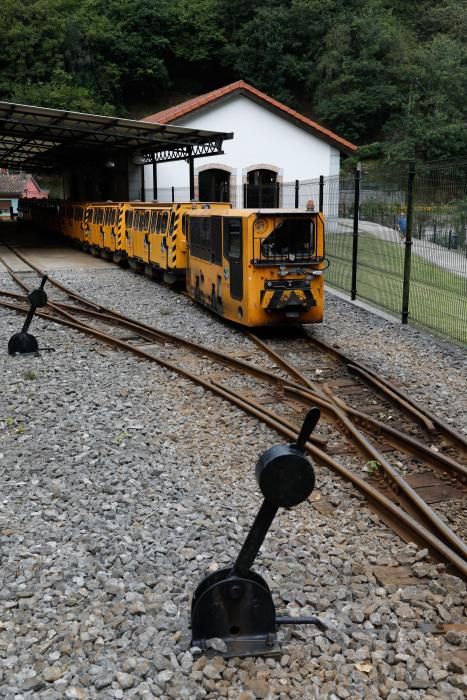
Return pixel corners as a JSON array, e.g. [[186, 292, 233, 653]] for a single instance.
[[189, 208, 320, 216]]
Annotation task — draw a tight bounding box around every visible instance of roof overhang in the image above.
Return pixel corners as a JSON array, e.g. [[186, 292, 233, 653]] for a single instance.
[[0, 102, 233, 172]]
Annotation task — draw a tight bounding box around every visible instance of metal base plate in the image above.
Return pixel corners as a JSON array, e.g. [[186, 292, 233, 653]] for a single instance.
[[194, 635, 282, 659]]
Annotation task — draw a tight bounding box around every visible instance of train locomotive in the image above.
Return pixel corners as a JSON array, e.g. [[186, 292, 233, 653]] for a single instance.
[[19, 199, 326, 327]]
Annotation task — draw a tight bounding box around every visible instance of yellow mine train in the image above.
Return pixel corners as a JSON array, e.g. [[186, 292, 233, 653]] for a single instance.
[[19, 199, 326, 327]]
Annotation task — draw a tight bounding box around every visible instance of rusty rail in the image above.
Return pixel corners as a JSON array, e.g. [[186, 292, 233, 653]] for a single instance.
[[305, 332, 467, 455], [1, 245, 466, 579]]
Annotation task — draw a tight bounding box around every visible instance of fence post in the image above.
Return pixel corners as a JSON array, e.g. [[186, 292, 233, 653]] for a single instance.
[[295, 180, 299, 208], [188, 148, 195, 200], [140, 165, 145, 202], [171, 186, 175, 203], [401, 162, 416, 325], [350, 166, 361, 301], [153, 163, 158, 200], [319, 176, 324, 213]]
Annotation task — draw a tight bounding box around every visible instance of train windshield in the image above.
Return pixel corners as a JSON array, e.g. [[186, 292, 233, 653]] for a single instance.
[[259, 217, 315, 262]]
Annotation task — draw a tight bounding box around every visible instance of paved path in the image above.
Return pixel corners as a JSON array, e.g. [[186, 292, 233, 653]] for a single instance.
[[0, 243, 114, 273], [336, 218, 467, 280]]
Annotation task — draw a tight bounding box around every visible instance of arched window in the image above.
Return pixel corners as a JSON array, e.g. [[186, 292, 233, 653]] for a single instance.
[[199, 169, 230, 203], [245, 169, 278, 208]]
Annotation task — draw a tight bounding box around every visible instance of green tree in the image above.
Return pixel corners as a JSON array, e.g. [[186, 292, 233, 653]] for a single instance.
[[384, 34, 467, 161], [313, 0, 413, 143]]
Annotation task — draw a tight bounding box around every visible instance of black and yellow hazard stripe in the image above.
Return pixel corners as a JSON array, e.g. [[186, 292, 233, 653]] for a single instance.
[[116, 208, 123, 249]]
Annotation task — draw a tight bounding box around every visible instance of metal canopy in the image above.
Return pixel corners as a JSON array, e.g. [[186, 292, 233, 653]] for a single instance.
[[0, 101, 233, 171]]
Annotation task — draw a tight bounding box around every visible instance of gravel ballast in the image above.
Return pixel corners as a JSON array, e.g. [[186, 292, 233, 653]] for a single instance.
[[0, 267, 466, 700]]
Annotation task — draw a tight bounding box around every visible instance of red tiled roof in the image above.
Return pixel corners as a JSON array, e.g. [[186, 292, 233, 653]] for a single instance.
[[143, 80, 357, 153], [0, 171, 29, 195]]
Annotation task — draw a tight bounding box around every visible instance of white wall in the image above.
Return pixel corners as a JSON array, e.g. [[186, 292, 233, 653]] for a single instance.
[[145, 94, 341, 200]]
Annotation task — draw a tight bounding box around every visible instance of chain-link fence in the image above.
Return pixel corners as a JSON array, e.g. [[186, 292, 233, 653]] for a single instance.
[[153, 160, 466, 345]]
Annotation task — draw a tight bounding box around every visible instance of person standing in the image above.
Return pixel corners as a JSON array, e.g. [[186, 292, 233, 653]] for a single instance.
[[398, 212, 407, 240]]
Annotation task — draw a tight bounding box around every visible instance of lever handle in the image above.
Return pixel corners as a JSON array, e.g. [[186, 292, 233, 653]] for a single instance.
[[296, 408, 320, 452], [276, 615, 327, 631]]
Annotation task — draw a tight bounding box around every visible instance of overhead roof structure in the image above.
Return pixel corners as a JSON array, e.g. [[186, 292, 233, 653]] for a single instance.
[[0, 101, 233, 171]]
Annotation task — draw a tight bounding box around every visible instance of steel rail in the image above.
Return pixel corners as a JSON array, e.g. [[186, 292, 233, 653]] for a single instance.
[[3, 260, 466, 492], [322, 385, 467, 562], [211, 380, 467, 558], [284, 385, 467, 484], [248, 332, 467, 484], [1, 288, 460, 477], [0, 249, 325, 395], [203, 381, 467, 579], [0, 293, 314, 400], [3, 298, 467, 579], [251, 331, 436, 434], [241, 349, 467, 563], [247, 332, 322, 393], [209, 379, 326, 447], [5, 246, 462, 457], [235, 348, 467, 555], [2, 248, 466, 577], [305, 332, 467, 454]]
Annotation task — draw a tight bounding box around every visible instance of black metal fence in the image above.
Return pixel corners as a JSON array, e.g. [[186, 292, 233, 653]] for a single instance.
[[154, 161, 467, 345], [322, 161, 467, 346]]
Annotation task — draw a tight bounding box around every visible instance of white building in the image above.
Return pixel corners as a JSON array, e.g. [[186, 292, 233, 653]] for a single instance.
[[141, 81, 357, 207]]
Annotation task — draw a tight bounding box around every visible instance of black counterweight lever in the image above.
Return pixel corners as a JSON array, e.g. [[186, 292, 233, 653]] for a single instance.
[[190, 408, 326, 658], [8, 275, 49, 355]]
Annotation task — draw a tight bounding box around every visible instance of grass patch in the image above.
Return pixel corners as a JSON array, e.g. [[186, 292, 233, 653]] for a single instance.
[[326, 233, 467, 345]]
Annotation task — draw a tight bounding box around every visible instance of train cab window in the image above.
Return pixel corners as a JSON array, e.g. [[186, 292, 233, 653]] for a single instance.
[[224, 219, 242, 260], [150, 211, 157, 233], [144, 211, 150, 230], [161, 211, 168, 233], [110, 209, 116, 225], [259, 217, 314, 262], [190, 218, 211, 261], [99, 209, 104, 225]]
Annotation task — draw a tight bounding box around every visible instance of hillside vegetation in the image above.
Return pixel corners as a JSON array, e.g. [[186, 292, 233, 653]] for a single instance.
[[1, 0, 466, 163]]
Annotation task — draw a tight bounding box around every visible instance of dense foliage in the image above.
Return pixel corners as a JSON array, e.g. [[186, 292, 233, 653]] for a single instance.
[[1, 0, 465, 163]]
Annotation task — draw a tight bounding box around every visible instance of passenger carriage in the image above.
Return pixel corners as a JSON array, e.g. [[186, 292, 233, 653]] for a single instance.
[[124, 201, 231, 282]]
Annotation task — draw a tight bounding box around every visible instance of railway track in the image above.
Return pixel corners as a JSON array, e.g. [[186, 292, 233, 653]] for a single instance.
[[1, 242, 466, 581]]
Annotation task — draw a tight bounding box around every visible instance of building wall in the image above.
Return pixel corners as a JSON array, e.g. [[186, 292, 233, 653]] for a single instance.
[[144, 94, 341, 201], [23, 180, 48, 199]]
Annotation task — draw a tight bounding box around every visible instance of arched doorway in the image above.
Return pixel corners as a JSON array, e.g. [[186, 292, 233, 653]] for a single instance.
[[245, 169, 278, 208], [198, 168, 230, 202]]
